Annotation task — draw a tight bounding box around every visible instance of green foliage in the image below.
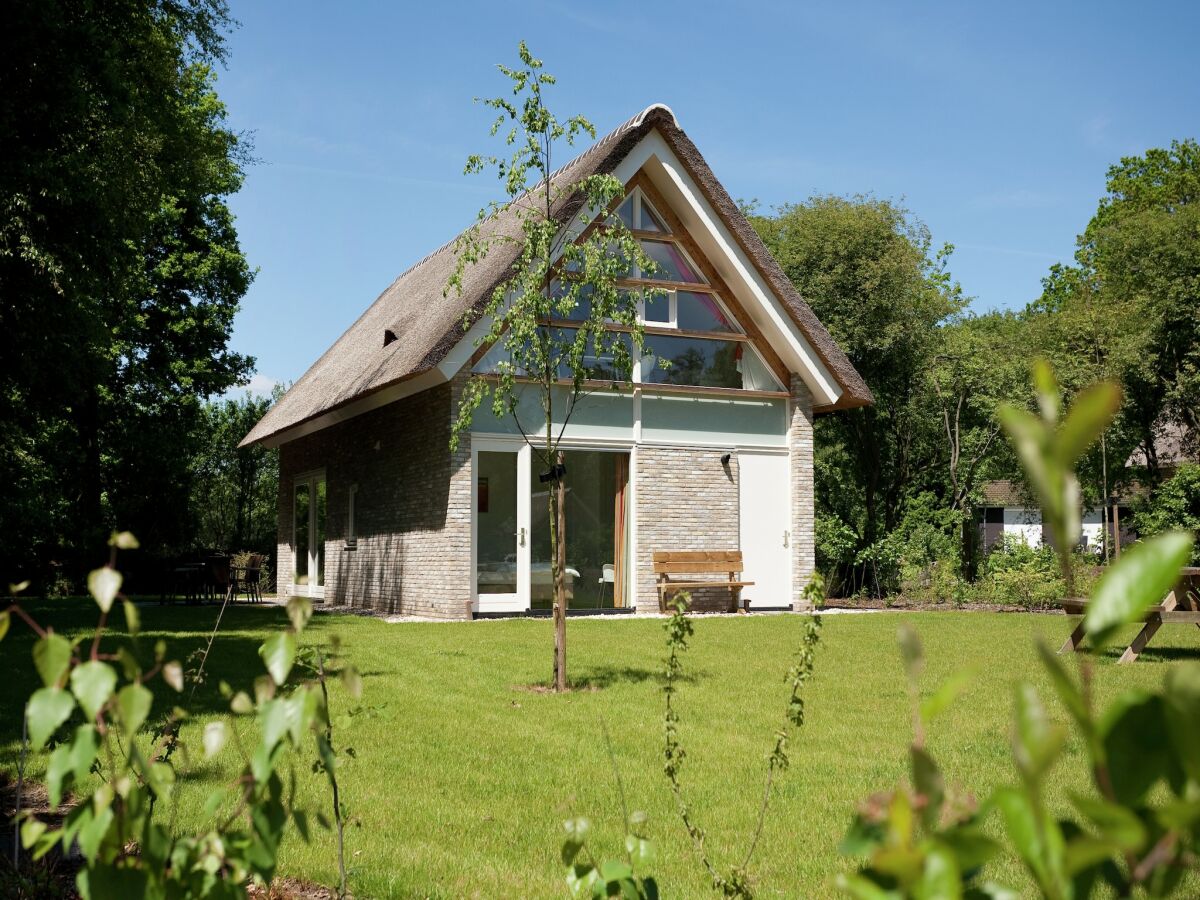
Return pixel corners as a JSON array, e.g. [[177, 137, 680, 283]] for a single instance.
[[1133, 464, 1200, 564], [839, 366, 1198, 897], [8, 535, 359, 898], [561, 814, 659, 898], [191, 393, 281, 559], [750, 196, 966, 571], [0, 1, 253, 581], [979, 537, 1065, 609]]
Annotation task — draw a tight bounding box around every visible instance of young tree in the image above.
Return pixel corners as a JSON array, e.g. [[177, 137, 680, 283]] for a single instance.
[[447, 43, 659, 692]]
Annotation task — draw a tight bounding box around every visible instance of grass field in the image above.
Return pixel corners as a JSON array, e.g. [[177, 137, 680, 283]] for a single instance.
[[2, 599, 1198, 898]]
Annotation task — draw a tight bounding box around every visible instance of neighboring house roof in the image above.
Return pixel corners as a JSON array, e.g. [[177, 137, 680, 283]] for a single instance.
[[242, 104, 873, 448], [979, 480, 1029, 507], [1125, 419, 1196, 468]]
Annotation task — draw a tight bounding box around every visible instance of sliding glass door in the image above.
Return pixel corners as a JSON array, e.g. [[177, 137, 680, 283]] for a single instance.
[[293, 472, 326, 599], [528, 450, 630, 611]]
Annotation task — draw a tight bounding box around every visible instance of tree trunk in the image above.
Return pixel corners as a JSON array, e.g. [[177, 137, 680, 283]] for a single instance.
[[550, 450, 568, 692]]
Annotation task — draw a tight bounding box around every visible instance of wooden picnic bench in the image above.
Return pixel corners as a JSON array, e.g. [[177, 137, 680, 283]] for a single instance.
[[654, 550, 754, 613], [1060, 566, 1200, 663]]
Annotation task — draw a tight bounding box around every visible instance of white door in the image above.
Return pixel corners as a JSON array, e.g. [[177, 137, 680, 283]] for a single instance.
[[472, 442, 531, 613], [738, 451, 791, 609]]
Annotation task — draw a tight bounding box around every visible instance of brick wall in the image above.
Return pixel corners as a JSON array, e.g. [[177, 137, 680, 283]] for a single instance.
[[789, 376, 816, 609], [276, 377, 472, 618], [634, 446, 742, 612]]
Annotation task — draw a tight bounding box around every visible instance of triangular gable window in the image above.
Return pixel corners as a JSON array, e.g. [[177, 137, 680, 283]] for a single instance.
[[613, 190, 667, 233]]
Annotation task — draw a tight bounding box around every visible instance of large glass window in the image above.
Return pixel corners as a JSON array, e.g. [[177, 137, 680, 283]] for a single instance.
[[529, 450, 629, 610], [676, 291, 736, 333], [293, 474, 326, 594], [639, 240, 701, 283], [641, 335, 743, 389], [294, 484, 309, 586]]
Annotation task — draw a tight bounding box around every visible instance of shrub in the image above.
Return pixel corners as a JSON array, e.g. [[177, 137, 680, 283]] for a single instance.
[[1132, 463, 1200, 564]]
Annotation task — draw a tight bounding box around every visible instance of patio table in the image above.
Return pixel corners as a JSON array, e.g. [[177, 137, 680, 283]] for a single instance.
[[1059, 566, 1200, 663]]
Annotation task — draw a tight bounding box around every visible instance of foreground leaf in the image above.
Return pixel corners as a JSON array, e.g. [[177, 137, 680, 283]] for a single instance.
[[87, 567, 122, 614], [260, 632, 297, 686], [33, 633, 72, 688], [70, 661, 117, 720], [1085, 530, 1194, 648], [27, 687, 75, 749]]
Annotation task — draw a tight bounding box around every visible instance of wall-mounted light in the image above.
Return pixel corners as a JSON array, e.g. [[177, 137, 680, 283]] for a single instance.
[[720, 453, 732, 466]]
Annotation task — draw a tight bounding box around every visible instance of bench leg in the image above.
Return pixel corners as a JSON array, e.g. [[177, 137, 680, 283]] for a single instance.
[[1059, 620, 1087, 654], [1119, 615, 1163, 664]]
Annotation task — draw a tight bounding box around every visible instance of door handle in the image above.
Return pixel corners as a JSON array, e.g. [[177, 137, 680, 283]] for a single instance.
[[783, 530, 790, 548], [516, 527, 526, 547]]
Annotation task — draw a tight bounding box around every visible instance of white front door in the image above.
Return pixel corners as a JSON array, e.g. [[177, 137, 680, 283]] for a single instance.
[[738, 451, 791, 609], [472, 442, 531, 613]]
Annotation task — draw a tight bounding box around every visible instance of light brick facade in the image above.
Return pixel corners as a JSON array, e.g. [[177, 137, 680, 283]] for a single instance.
[[633, 446, 742, 612], [276, 376, 817, 618], [789, 376, 816, 609], [277, 378, 473, 619]]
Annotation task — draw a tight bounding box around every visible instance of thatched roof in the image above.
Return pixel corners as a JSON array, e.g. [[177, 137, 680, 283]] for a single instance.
[[242, 105, 872, 448]]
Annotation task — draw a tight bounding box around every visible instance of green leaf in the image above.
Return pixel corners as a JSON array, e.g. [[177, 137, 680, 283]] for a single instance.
[[991, 787, 1061, 889], [87, 567, 122, 614], [76, 802, 114, 862], [259, 631, 297, 686], [911, 746, 945, 828], [1068, 794, 1146, 852], [935, 827, 1002, 872], [27, 687, 75, 749], [914, 844, 961, 900], [122, 599, 140, 636], [834, 873, 896, 900], [69, 724, 99, 781], [342, 665, 363, 699], [1012, 684, 1065, 783], [1163, 663, 1200, 782], [1054, 382, 1121, 467], [920, 670, 972, 723], [109, 531, 139, 550], [70, 661, 116, 720], [0, 610, 10, 642], [46, 743, 73, 809], [898, 624, 923, 680], [115, 683, 153, 737], [1085, 530, 1194, 648], [203, 721, 227, 757], [162, 660, 183, 692], [33, 633, 72, 688], [1100, 691, 1170, 804], [286, 595, 312, 633], [20, 818, 47, 849], [625, 833, 654, 870], [1035, 640, 1089, 737]]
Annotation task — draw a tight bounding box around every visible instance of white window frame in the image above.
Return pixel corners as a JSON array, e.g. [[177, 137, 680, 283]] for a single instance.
[[292, 469, 326, 599]]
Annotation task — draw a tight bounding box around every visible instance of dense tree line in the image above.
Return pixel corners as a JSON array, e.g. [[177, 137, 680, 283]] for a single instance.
[[750, 138, 1200, 595], [1, 1, 265, 588]]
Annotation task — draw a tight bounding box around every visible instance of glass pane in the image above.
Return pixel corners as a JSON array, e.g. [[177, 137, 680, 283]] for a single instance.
[[315, 479, 326, 588], [476, 452, 518, 595], [615, 195, 635, 229], [640, 240, 700, 283], [546, 327, 633, 382], [293, 483, 310, 586], [641, 335, 743, 388], [676, 291, 736, 333], [639, 198, 667, 232], [644, 291, 671, 323], [529, 451, 628, 610], [551, 279, 592, 322]]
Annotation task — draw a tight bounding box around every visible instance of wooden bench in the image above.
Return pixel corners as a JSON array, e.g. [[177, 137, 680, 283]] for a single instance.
[[654, 550, 754, 613]]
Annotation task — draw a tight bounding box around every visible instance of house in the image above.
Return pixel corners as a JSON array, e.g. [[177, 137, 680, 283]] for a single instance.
[[241, 105, 872, 617]]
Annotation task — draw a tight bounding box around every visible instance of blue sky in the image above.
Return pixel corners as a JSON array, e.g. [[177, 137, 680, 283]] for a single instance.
[[216, 0, 1200, 395]]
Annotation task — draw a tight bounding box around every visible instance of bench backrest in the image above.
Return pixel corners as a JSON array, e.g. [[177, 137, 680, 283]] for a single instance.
[[653, 550, 743, 574]]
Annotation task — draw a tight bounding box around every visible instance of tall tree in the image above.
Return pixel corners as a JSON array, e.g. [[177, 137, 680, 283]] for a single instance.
[[1079, 139, 1200, 478], [750, 197, 964, 565], [447, 43, 659, 691], [0, 0, 252, 578]]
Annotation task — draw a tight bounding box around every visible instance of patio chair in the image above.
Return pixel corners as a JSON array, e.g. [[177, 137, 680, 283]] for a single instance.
[[239, 554, 264, 603], [208, 555, 234, 605]]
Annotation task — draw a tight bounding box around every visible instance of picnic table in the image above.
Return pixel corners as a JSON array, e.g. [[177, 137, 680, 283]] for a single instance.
[[1060, 567, 1200, 663]]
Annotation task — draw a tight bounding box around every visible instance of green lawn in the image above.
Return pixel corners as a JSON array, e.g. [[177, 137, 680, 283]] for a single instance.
[[2, 600, 1199, 898]]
